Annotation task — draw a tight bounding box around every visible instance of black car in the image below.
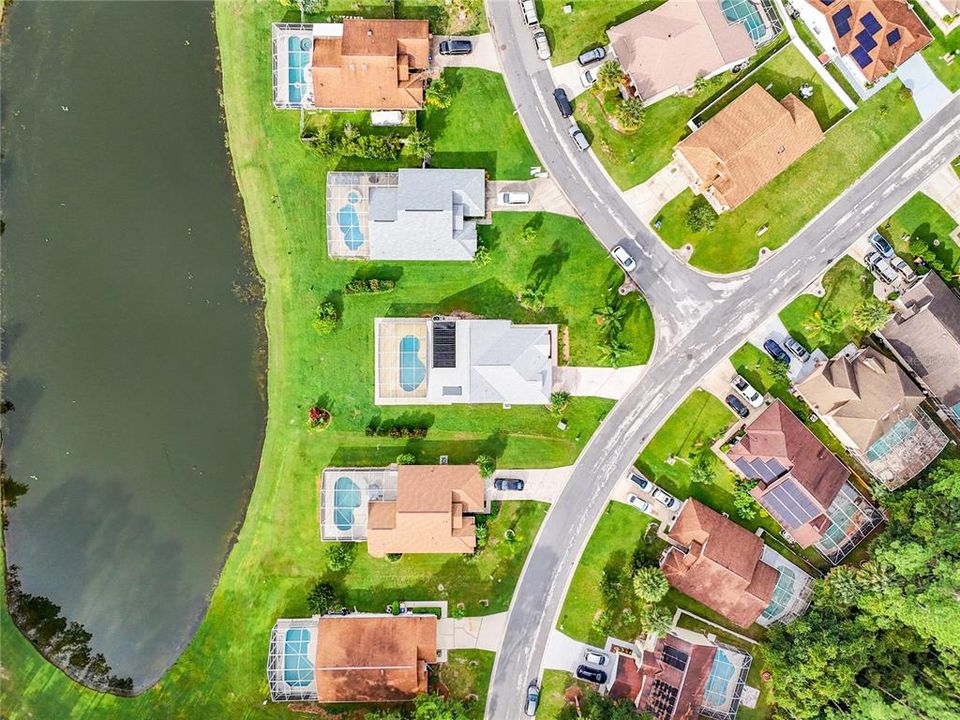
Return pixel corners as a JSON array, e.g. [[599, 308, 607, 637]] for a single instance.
[[725, 394, 750, 418], [763, 338, 791, 365], [576, 46, 606, 66], [553, 88, 573, 118], [576, 665, 607, 684], [438, 39, 472, 55], [494, 477, 525, 491]]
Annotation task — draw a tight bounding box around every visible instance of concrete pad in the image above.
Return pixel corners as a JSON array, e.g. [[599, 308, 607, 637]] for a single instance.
[[549, 53, 609, 101], [609, 471, 677, 529], [921, 162, 960, 224], [488, 177, 578, 218], [438, 613, 508, 652], [432, 34, 501, 73], [554, 365, 645, 399], [897, 55, 952, 121], [620, 161, 690, 219], [543, 629, 595, 672], [487, 466, 574, 503]]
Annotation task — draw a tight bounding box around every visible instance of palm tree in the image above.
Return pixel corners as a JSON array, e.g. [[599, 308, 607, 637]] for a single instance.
[[592, 303, 627, 331], [852, 298, 892, 333], [614, 97, 646, 131], [405, 129, 433, 159], [518, 284, 545, 313], [599, 337, 630, 367], [595, 60, 624, 92], [803, 306, 846, 344], [633, 567, 669, 604]]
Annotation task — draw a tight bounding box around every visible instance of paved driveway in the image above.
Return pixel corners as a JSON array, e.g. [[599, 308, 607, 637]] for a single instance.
[[432, 34, 501, 73], [549, 53, 608, 100], [897, 55, 952, 120], [487, 177, 578, 217], [438, 613, 507, 652], [621, 161, 691, 220], [487, 466, 574, 503], [610, 469, 679, 529], [921, 161, 960, 224], [554, 365, 646, 399], [543, 629, 598, 672]]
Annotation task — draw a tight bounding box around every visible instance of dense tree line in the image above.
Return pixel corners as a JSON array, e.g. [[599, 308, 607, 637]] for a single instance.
[[766, 458, 960, 719]]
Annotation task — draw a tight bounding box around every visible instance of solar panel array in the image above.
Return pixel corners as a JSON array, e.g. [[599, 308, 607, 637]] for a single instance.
[[650, 679, 679, 720], [432, 321, 457, 368], [763, 478, 822, 529], [856, 28, 878, 52], [861, 11, 881, 34], [887, 28, 901, 45], [662, 645, 689, 671], [852, 45, 873, 68], [732, 456, 788, 483], [833, 6, 853, 36]]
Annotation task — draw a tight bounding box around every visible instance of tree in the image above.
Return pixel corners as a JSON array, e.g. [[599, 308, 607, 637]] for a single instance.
[[518, 284, 546, 312], [307, 581, 340, 615], [599, 337, 629, 367], [313, 301, 339, 335], [803, 306, 847, 343], [639, 604, 673, 636], [690, 455, 716, 485], [852, 297, 892, 333], [614, 97, 645, 131], [425, 75, 452, 109], [685, 197, 718, 232], [405, 129, 433, 159], [733, 479, 758, 520], [326, 542, 356, 572], [475, 454, 496, 478], [519, 225, 538, 245], [549, 390, 570, 416], [693, 74, 710, 95], [593, 303, 627, 333], [595, 60, 624, 92], [396, 452, 416, 465], [633, 566, 669, 604]]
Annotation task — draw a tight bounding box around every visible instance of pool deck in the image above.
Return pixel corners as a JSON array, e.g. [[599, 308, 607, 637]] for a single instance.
[[325, 171, 399, 259], [319, 468, 398, 541]]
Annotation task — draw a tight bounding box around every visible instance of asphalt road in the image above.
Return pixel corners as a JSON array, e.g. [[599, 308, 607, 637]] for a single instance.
[[483, 1, 960, 717]]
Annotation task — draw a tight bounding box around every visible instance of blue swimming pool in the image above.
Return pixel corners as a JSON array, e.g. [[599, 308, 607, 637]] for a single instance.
[[399, 335, 426, 391], [333, 476, 362, 531], [761, 566, 796, 620], [720, 0, 766, 42], [703, 649, 738, 707], [336, 192, 364, 250], [283, 627, 314, 687], [287, 35, 311, 105]]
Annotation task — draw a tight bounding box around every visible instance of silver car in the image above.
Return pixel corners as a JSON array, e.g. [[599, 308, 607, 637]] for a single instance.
[[783, 336, 810, 363], [533, 29, 551, 60], [865, 251, 899, 284], [889, 255, 917, 283]]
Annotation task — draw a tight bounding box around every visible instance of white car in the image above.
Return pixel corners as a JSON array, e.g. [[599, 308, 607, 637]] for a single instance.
[[731, 374, 763, 408], [889, 255, 917, 283], [580, 67, 598, 88], [498, 191, 530, 206], [627, 494, 652, 514], [584, 650, 608, 666], [612, 244, 636, 271], [533, 29, 551, 60], [652, 488, 678, 509]]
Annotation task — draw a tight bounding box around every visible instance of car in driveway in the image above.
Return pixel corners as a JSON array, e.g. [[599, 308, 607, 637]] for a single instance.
[[629, 472, 651, 491], [569, 123, 590, 151], [576, 665, 607, 684], [725, 393, 750, 418], [627, 493, 652, 514], [889, 255, 917, 283], [498, 191, 530, 206], [533, 29, 551, 60], [519, 0, 539, 26], [494, 477, 525, 491], [612, 244, 636, 271], [652, 487, 678, 510], [783, 335, 810, 363], [524, 682, 540, 716], [731, 374, 763, 407], [553, 88, 573, 118], [580, 67, 598, 88], [577, 47, 606, 66], [869, 232, 895, 258], [763, 338, 791, 365], [584, 650, 608, 666], [438, 39, 472, 55], [865, 251, 899, 284]]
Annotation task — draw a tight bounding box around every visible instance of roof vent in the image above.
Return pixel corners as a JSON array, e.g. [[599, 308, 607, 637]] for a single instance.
[[368, 28, 373, 36]]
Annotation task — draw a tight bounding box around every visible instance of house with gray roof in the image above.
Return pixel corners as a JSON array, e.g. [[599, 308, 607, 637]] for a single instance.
[[374, 316, 557, 405], [325, 169, 486, 260]]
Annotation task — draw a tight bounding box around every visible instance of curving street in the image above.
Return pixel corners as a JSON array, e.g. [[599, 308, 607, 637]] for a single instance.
[[482, 1, 960, 716]]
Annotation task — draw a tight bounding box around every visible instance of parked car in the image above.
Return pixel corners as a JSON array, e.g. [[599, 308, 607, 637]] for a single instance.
[[580, 67, 598, 88], [577, 47, 606, 66], [763, 338, 791, 365], [783, 335, 810, 363], [533, 29, 551, 60], [731, 374, 763, 408], [612, 244, 636, 271], [524, 682, 540, 716], [869, 232, 894, 258], [438, 39, 472, 55], [519, 0, 539, 26], [494, 477, 525, 491], [553, 88, 573, 118], [584, 650, 608, 666], [576, 665, 607, 684], [725, 393, 750, 418], [652, 487, 678, 509], [498, 191, 531, 206], [865, 251, 899, 284], [627, 493, 652, 514], [629, 472, 651, 491], [889, 255, 917, 283], [569, 122, 590, 151]]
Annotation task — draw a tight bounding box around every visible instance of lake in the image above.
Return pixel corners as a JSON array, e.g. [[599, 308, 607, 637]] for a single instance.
[[1, 0, 266, 687]]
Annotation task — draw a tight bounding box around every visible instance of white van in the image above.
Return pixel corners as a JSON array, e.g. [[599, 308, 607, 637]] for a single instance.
[[519, 0, 539, 26]]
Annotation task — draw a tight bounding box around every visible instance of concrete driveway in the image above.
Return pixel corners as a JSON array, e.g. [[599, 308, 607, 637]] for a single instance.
[[543, 629, 606, 673], [487, 177, 578, 217], [610, 469, 679, 529], [897, 55, 952, 120], [621, 161, 691, 220], [745, 315, 826, 383], [554, 365, 646, 399], [432, 34, 501, 73], [438, 613, 507, 652], [549, 53, 609, 100], [487, 466, 574, 503]]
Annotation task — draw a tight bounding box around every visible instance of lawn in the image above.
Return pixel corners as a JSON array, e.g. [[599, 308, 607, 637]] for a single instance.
[[432, 650, 495, 720], [654, 80, 921, 273], [877, 191, 960, 286], [778, 255, 877, 357], [573, 35, 789, 189], [0, 1, 636, 717], [789, 18, 861, 105], [536, 0, 665, 65], [696, 43, 849, 129], [912, 3, 960, 92], [538, 669, 592, 718], [305, 0, 487, 34]]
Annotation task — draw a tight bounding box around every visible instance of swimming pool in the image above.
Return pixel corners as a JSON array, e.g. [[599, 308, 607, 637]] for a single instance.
[[703, 649, 738, 708], [333, 476, 362, 531], [720, 0, 766, 42], [399, 335, 426, 391], [336, 191, 364, 250], [283, 627, 314, 687], [287, 35, 311, 105], [761, 566, 796, 620]]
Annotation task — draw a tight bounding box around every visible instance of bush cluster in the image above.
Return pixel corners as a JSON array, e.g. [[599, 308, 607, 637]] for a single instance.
[[343, 277, 396, 294], [308, 122, 403, 160], [364, 424, 428, 439]]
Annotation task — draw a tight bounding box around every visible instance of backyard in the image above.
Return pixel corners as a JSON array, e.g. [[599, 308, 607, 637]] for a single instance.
[[654, 80, 921, 273], [788, 17, 861, 105], [877, 191, 960, 286]]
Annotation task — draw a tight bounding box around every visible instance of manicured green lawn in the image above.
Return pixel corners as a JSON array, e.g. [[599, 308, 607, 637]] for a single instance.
[[433, 650, 495, 719], [789, 18, 861, 105], [698, 43, 848, 128], [536, 0, 665, 65], [308, 0, 487, 34], [878, 191, 960, 286], [913, 3, 960, 92], [953, 155, 960, 181], [654, 81, 921, 272], [538, 669, 591, 718], [778, 256, 877, 357], [0, 2, 639, 717]]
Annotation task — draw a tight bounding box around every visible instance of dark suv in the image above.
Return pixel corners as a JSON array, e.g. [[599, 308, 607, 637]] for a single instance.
[[494, 477, 525, 491], [725, 394, 750, 418], [439, 39, 472, 55], [553, 88, 573, 118], [763, 339, 791, 365], [576, 665, 608, 684]]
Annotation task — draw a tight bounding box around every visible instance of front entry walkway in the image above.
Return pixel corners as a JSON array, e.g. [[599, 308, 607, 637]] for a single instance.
[[620, 161, 690, 221], [432, 34, 501, 73], [554, 365, 646, 399]]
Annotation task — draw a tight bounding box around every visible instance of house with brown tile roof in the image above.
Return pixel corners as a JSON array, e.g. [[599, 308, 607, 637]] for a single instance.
[[267, 614, 438, 702], [806, 0, 932, 82], [272, 20, 430, 110], [606, 0, 758, 105], [880, 271, 960, 430], [675, 84, 824, 212]]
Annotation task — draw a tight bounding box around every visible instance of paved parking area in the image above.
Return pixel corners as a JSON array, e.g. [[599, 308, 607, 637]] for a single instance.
[[438, 613, 506, 652], [621, 161, 690, 221], [610, 469, 679, 530], [896, 55, 952, 121], [487, 466, 574, 503], [745, 315, 826, 383], [847, 239, 915, 299], [432, 34, 501, 73], [487, 177, 578, 217], [548, 52, 609, 100], [554, 365, 645, 399], [543, 629, 609, 673]]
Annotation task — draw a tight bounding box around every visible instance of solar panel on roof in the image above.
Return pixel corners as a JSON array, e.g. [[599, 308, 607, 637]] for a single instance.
[[650, 680, 679, 720], [887, 28, 901, 45], [833, 14, 851, 36], [432, 321, 457, 368], [852, 45, 873, 68], [861, 11, 881, 34], [836, 6, 853, 20], [767, 458, 788, 477], [662, 646, 689, 671], [752, 458, 777, 483], [763, 480, 821, 529], [856, 28, 878, 52], [734, 458, 758, 479]]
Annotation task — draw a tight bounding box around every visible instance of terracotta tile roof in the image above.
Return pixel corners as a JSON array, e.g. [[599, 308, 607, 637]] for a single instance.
[[675, 84, 824, 210], [311, 19, 430, 110], [314, 615, 436, 703], [797, 348, 925, 451], [881, 271, 960, 411], [661, 500, 777, 628], [606, 0, 755, 101], [808, 0, 932, 81], [366, 465, 484, 556]]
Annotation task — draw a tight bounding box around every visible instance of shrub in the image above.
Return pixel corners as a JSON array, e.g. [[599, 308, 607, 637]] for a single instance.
[[425, 75, 452, 109], [385, 553, 403, 563], [473, 243, 491, 267], [852, 297, 893, 333], [733, 479, 759, 520], [313, 301, 339, 335], [518, 285, 545, 313], [343, 277, 396, 294], [326, 542, 356, 572], [549, 391, 570, 416], [595, 60, 624, 92], [406, 129, 433, 159], [685, 197, 719, 232], [307, 405, 331, 430], [391, 600, 400, 616], [396, 452, 416, 465], [690, 455, 716, 485], [475, 454, 496, 478], [306, 581, 339, 615], [614, 97, 646, 131]]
